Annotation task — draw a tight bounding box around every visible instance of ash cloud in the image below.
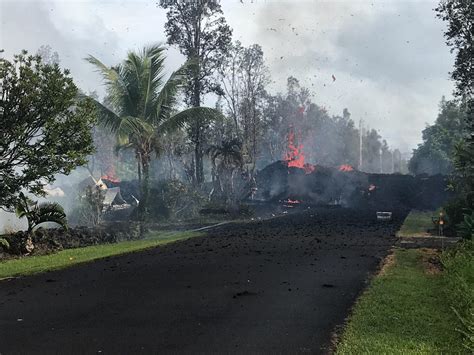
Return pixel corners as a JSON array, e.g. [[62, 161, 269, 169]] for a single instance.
[[245, 0, 455, 152], [1, 0, 456, 151]]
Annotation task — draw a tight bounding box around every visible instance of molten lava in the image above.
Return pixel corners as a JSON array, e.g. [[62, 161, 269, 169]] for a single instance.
[[284, 129, 315, 174], [339, 164, 354, 172]]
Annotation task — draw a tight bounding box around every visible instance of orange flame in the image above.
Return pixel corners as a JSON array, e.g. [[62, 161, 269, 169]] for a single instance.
[[284, 128, 315, 174], [339, 164, 354, 172], [101, 166, 120, 183]]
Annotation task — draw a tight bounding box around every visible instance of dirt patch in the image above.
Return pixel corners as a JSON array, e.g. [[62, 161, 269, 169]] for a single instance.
[[378, 251, 397, 276], [420, 248, 443, 275]]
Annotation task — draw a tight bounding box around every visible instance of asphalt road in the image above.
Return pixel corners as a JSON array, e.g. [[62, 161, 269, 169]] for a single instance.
[[0, 207, 406, 354]]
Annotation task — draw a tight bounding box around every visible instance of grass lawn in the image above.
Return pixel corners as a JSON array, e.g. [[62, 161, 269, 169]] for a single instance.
[[336, 249, 464, 354], [0, 231, 201, 279], [398, 210, 438, 237]]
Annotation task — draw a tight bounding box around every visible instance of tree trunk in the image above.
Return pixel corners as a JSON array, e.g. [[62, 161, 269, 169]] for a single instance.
[[138, 157, 150, 221], [137, 153, 142, 184], [192, 13, 204, 185], [195, 137, 204, 185], [192, 69, 204, 184]]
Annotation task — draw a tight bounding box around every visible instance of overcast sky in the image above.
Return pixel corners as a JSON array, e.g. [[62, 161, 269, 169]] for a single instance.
[[0, 0, 455, 154]]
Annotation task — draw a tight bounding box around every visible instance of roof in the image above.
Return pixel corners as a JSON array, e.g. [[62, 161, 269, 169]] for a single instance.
[[103, 187, 126, 206]]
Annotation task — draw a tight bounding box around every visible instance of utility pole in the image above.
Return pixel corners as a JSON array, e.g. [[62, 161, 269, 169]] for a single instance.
[[379, 148, 383, 173], [391, 151, 394, 174], [359, 120, 362, 170]]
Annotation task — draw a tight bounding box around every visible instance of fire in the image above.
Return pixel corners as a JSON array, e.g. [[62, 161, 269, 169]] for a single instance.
[[339, 164, 354, 172], [284, 128, 315, 174], [101, 166, 120, 183], [286, 199, 301, 204], [368, 184, 376, 191]]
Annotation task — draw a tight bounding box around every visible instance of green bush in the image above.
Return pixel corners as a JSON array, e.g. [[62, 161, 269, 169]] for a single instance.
[[457, 211, 474, 240], [442, 241, 474, 351], [445, 196, 474, 236], [0, 237, 10, 251], [69, 185, 105, 226], [149, 180, 205, 220]]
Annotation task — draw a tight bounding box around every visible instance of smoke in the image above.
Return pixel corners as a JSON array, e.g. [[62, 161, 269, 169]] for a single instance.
[[222, 0, 455, 152], [0, 211, 27, 234]]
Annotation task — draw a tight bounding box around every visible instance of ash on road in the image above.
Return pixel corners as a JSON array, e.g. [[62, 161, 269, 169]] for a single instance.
[[0, 208, 407, 354]]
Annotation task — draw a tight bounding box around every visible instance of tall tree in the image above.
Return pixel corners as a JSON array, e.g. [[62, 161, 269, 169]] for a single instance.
[[36, 45, 60, 66], [409, 97, 466, 175], [87, 45, 223, 219], [436, 0, 474, 221], [0, 50, 96, 210], [217, 41, 269, 173], [159, 0, 232, 184], [207, 138, 243, 207], [436, 0, 473, 102], [363, 129, 383, 172]]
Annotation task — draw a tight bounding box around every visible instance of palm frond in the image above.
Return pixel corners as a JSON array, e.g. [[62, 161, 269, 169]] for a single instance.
[[15, 192, 33, 219], [152, 60, 193, 124], [34, 202, 68, 230], [86, 96, 122, 133], [142, 45, 166, 119], [85, 55, 135, 116], [162, 107, 226, 133], [115, 116, 154, 145]]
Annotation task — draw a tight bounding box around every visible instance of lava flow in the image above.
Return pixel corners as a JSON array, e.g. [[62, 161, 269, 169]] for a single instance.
[[283, 129, 315, 174], [339, 164, 354, 172]]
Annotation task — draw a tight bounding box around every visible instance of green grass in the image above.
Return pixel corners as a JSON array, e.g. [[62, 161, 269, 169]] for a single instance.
[[398, 210, 438, 237], [0, 231, 201, 279], [337, 249, 464, 354], [442, 241, 474, 351]]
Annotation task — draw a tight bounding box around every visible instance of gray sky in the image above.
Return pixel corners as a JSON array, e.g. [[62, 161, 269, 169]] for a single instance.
[[0, 0, 455, 153]]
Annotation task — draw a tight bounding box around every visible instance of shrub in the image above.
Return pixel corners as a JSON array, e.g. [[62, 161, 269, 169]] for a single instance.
[[445, 196, 474, 236], [442, 241, 474, 351], [69, 185, 105, 226], [15, 192, 68, 233], [0, 237, 10, 251], [149, 180, 205, 220], [457, 211, 474, 240]]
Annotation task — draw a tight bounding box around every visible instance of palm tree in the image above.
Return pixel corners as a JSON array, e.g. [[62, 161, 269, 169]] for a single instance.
[[207, 138, 243, 206], [15, 192, 68, 233], [86, 45, 223, 219]]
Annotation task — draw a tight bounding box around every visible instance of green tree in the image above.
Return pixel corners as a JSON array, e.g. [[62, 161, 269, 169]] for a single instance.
[[36, 45, 60, 66], [0, 50, 96, 210], [159, 0, 232, 184], [87, 45, 223, 219], [217, 41, 269, 174], [436, 0, 474, 219], [409, 98, 466, 175], [436, 0, 473, 101], [207, 138, 243, 207]]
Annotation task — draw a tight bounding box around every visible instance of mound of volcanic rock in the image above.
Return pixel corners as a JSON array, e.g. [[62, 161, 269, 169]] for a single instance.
[[254, 161, 451, 210]]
